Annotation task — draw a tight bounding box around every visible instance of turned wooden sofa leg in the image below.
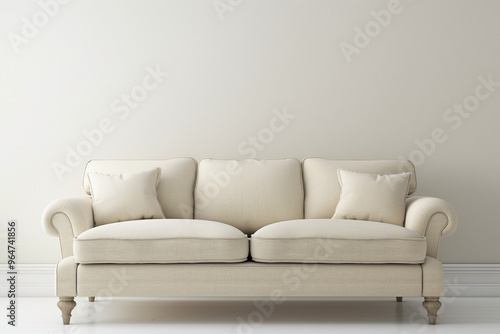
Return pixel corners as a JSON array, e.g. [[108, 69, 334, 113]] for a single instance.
[[396, 297, 403, 302], [89, 297, 95, 302], [423, 297, 442, 325], [57, 297, 76, 325]]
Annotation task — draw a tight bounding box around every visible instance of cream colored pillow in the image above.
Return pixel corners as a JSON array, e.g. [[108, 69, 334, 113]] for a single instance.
[[332, 169, 411, 226], [88, 168, 165, 226]]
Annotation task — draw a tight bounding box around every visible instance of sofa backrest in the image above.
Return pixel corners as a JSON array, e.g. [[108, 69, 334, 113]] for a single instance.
[[83, 158, 197, 219], [82, 157, 416, 228], [195, 159, 304, 234], [303, 158, 417, 219]]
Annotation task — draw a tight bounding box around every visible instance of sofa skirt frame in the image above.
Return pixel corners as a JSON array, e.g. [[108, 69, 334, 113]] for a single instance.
[[55, 256, 444, 325]]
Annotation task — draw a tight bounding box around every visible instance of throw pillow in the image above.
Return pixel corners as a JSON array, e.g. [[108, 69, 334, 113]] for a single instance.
[[332, 169, 411, 226], [88, 168, 165, 226]]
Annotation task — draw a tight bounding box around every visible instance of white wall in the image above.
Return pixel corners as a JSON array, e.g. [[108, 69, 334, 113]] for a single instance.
[[0, 0, 499, 264]]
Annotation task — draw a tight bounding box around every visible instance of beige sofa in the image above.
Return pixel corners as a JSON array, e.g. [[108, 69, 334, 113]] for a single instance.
[[42, 158, 457, 325]]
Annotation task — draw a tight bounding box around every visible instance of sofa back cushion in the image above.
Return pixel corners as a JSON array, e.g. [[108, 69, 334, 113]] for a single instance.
[[303, 158, 417, 219], [195, 159, 304, 234], [83, 158, 197, 219]]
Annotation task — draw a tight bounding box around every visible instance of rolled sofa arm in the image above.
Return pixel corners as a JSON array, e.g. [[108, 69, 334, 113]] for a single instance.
[[42, 196, 94, 259], [404, 196, 457, 258]]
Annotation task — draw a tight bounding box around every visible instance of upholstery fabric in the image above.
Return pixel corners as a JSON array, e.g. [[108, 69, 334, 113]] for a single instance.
[[303, 158, 416, 219], [56, 256, 78, 296], [88, 168, 165, 226], [73, 219, 249, 264], [404, 196, 458, 258], [421, 256, 444, 297], [77, 261, 422, 297], [42, 157, 456, 305], [195, 159, 304, 234], [42, 196, 94, 258], [251, 219, 426, 264], [83, 158, 197, 219], [405, 196, 458, 237], [332, 169, 411, 226]]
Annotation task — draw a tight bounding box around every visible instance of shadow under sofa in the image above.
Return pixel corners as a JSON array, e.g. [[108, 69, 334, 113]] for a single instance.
[[42, 157, 457, 325]]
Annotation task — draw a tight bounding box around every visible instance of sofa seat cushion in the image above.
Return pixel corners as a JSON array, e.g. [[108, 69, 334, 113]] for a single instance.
[[74, 219, 249, 264], [250, 219, 426, 264]]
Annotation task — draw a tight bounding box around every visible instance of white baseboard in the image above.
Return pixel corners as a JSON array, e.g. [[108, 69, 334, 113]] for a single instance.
[[443, 264, 500, 297], [0, 264, 55, 297], [0, 264, 499, 298]]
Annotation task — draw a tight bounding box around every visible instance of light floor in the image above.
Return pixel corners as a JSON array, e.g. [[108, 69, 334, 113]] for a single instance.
[[1, 297, 499, 334]]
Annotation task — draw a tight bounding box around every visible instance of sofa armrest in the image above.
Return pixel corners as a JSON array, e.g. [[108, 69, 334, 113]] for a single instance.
[[42, 196, 94, 259], [404, 196, 457, 258]]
